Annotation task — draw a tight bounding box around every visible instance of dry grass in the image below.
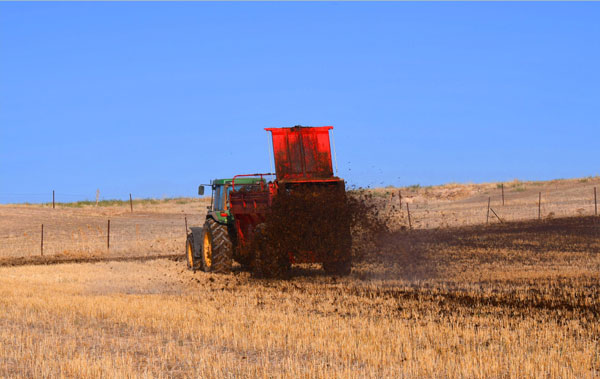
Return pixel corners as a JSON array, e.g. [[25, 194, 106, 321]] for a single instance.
[[0, 178, 599, 377], [1, 216, 599, 377]]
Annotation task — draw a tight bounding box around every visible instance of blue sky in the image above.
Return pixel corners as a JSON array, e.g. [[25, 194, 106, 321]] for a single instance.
[[1, 2, 599, 203]]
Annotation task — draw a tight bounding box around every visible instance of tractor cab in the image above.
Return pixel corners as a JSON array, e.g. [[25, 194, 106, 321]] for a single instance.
[[201, 177, 268, 224]]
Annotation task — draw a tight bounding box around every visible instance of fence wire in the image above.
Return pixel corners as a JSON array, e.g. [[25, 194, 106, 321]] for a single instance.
[[1, 184, 598, 259]]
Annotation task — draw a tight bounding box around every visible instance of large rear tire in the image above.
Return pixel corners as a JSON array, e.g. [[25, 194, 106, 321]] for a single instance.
[[201, 218, 233, 274], [186, 227, 203, 271]]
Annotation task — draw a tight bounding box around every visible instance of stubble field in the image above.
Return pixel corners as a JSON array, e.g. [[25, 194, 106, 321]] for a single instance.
[[1, 178, 599, 377]]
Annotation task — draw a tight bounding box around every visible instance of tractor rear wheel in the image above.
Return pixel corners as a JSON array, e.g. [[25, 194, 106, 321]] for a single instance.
[[201, 218, 233, 274], [186, 227, 203, 271]]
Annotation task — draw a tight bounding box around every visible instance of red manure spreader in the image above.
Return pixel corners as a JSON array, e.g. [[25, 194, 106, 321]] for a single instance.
[[187, 126, 351, 278]]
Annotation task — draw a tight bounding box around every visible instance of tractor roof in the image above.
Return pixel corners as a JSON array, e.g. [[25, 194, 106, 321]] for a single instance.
[[212, 178, 266, 186]]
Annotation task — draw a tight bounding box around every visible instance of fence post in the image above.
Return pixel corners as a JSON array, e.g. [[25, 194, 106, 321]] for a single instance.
[[486, 197, 491, 224], [538, 192, 541, 220], [595, 187, 597, 216], [501, 183, 505, 206], [185, 216, 188, 234], [406, 203, 412, 230], [52, 190, 55, 209], [129, 193, 133, 213], [40, 224, 44, 256], [398, 190, 402, 209], [107, 219, 110, 250]]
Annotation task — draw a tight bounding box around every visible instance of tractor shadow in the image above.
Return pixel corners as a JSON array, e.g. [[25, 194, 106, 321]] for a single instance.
[[230, 263, 334, 279], [288, 265, 340, 279]]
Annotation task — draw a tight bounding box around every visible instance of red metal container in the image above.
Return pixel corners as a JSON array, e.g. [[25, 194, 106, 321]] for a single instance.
[[265, 126, 335, 181], [229, 126, 347, 268]]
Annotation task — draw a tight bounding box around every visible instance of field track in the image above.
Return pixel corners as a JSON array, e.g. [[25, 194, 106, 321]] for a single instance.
[[0, 253, 181, 267]]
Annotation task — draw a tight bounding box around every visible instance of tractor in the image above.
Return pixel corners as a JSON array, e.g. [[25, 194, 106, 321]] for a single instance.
[[186, 126, 352, 277]]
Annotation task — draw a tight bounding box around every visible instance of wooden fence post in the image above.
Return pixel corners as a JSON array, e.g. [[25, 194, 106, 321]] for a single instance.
[[490, 208, 504, 224], [40, 224, 44, 256], [398, 190, 402, 208], [107, 219, 110, 250], [595, 187, 597, 216], [52, 190, 55, 209], [129, 193, 133, 213], [487, 197, 491, 224], [501, 183, 505, 206], [406, 203, 412, 230], [538, 192, 541, 220], [185, 216, 188, 234]]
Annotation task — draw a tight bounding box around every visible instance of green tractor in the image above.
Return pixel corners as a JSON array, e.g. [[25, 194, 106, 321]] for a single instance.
[[186, 126, 352, 278], [186, 177, 266, 273]]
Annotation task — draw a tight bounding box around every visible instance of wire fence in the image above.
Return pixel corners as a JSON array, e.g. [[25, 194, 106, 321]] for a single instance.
[[363, 183, 600, 231], [0, 215, 204, 259], [1, 183, 598, 259], [0, 192, 209, 259]]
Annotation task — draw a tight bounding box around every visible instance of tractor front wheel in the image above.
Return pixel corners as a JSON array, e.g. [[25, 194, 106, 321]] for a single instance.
[[201, 218, 233, 274]]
